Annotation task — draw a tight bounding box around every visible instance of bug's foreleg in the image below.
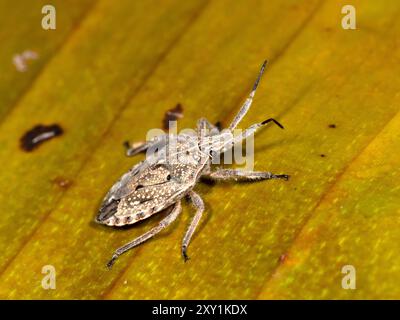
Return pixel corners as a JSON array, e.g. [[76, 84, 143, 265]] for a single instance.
[[182, 191, 205, 262], [203, 169, 289, 181], [106, 201, 182, 269], [123, 141, 149, 157]]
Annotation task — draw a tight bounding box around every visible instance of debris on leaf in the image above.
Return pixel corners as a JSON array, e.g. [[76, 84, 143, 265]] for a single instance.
[[162, 103, 183, 130], [12, 50, 39, 72], [20, 124, 63, 152]]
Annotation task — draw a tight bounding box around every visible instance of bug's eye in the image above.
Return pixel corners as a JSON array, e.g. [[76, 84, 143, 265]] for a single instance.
[[166, 174, 171, 181], [135, 184, 144, 191]]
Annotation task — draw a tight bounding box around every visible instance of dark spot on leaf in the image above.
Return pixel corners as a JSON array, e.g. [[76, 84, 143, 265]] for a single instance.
[[52, 177, 72, 189], [20, 124, 63, 152], [320, 154, 326, 158], [123, 140, 130, 149], [328, 124, 336, 128], [162, 103, 183, 130], [166, 174, 171, 181], [279, 253, 288, 263]]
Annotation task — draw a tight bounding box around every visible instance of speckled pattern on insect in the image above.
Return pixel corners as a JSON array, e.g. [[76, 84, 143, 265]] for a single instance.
[[95, 61, 289, 268]]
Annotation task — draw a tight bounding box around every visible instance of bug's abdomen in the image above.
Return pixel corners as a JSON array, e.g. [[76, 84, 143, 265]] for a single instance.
[[105, 162, 197, 227]]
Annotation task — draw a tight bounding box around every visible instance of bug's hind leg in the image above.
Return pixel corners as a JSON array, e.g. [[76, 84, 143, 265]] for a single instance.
[[123, 141, 149, 157], [203, 169, 289, 182], [182, 191, 205, 262], [107, 201, 182, 269]]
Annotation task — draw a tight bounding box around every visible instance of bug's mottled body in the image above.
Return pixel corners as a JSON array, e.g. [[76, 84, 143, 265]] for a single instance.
[[97, 135, 208, 227], [96, 61, 289, 268]]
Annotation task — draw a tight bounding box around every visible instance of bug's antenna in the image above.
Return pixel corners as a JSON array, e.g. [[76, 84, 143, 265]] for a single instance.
[[228, 60, 268, 130], [252, 60, 267, 92]]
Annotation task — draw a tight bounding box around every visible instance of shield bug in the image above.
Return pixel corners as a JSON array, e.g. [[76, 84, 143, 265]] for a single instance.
[[96, 61, 289, 268]]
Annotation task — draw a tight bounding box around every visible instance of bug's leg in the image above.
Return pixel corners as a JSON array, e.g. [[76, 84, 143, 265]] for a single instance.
[[203, 168, 289, 181], [228, 60, 267, 130], [107, 201, 182, 269], [197, 118, 220, 133], [182, 190, 205, 262], [123, 141, 149, 157]]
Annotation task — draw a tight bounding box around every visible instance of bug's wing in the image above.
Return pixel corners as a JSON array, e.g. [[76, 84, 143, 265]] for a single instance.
[[97, 161, 184, 225], [107, 161, 149, 199], [97, 160, 149, 221], [99, 135, 170, 204]]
